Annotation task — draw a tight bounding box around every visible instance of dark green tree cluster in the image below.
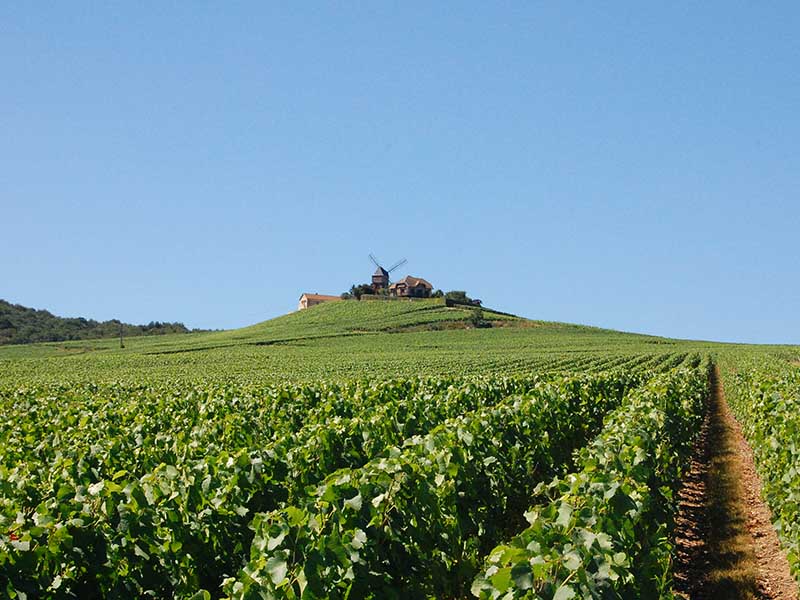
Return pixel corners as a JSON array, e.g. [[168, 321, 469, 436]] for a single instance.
[[0, 299, 200, 346], [469, 307, 491, 328], [444, 290, 471, 302], [341, 283, 377, 300]]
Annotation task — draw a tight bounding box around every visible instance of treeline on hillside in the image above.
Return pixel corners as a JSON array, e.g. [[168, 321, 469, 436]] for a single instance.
[[0, 299, 202, 345], [342, 284, 479, 303]]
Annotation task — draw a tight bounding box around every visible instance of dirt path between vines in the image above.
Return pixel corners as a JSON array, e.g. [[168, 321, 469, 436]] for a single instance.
[[672, 366, 798, 599]]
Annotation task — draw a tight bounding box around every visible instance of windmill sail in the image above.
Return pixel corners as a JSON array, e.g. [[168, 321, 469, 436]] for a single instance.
[[368, 254, 407, 289]]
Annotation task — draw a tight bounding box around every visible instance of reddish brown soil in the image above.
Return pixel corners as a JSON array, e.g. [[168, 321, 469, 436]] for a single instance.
[[673, 367, 798, 599]]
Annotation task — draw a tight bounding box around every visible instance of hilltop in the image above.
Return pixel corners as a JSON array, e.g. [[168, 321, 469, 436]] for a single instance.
[[0, 298, 517, 355], [0, 297, 733, 385], [213, 297, 523, 342], [0, 297, 625, 356]]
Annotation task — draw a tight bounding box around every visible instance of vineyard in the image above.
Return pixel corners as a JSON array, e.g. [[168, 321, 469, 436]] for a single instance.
[[1, 300, 799, 598]]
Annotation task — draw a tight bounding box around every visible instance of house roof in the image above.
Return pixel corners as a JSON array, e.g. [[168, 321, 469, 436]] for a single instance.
[[299, 293, 342, 301], [388, 276, 432, 289]]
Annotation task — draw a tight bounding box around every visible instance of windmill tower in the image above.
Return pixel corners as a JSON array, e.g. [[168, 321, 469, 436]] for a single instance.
[[369, 254, 407, 292]]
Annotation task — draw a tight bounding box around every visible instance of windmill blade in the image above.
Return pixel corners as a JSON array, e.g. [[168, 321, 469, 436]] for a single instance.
[[369, 253, 381, 268], [387, 258, 407, 273]]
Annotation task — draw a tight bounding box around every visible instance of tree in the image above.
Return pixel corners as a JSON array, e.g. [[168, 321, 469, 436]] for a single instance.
[[445, 290, 470, 302], [469, 308, 491, 328], [0, 299, 193, 346], [343, 283, 375, 300]]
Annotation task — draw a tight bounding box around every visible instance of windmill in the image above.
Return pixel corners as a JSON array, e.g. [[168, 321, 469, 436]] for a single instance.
[[369, 254, 407, 291]]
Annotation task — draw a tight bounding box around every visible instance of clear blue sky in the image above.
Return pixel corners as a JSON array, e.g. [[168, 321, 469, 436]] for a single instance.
[[2, 4, 798, 344]]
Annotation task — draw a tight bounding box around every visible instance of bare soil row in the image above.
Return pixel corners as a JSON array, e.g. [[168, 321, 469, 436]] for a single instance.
[[673, 366, 797, 600]]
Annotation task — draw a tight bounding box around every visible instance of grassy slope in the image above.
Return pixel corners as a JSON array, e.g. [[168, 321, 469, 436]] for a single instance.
[[0, 298, 793, 384], [0, 299, 518, 358]]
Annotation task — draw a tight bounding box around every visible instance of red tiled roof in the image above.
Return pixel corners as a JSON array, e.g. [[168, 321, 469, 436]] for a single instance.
[[389, 276, 432, 289], [299, 293, 342, 301]]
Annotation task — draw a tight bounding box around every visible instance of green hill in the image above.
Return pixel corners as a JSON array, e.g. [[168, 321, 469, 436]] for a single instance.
[[0, 298, 518, 356], [0, 296, 757, 385], [0, 299, 196, 346], [201, 298, 521, 343]]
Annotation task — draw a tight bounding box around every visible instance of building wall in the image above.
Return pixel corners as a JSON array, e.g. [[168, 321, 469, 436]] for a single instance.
[[298, 296, 340, 310], [390, 286, 427, 297], [391, 285, 431, 298]]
